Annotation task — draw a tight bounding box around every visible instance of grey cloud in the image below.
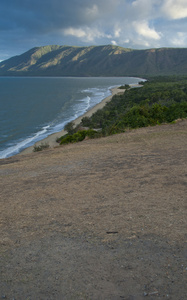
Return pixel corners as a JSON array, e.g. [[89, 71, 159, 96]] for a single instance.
[[0, 0, 187, 61], [0, 0, 120, 33]]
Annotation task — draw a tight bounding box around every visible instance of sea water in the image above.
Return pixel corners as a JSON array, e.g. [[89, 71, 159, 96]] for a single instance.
[[0, 76, 143, 158]]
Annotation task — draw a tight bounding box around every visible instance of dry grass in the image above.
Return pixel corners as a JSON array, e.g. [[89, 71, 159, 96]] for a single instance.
[[0, 120, 187, 299]]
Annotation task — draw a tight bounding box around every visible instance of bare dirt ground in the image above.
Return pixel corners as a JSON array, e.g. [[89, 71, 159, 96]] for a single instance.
[[0, 120, 187, 300]]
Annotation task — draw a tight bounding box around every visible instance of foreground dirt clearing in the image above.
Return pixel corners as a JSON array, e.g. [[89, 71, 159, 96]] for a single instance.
[[0, 120, 187, 300]]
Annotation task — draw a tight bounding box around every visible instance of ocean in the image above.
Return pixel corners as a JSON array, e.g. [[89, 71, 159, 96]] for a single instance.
[[0, 76, 143, 158]]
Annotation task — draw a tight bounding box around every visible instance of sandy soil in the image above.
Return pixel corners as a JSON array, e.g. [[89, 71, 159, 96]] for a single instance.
[[0, 120, 187, 299]]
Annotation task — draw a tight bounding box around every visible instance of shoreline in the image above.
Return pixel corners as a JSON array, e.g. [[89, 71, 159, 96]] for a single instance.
[[19, 83, 142, 156], [19, 86, 125, 155]]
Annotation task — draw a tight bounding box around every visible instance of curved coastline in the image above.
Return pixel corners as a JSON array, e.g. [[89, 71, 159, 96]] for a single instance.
[[19, 86, 125, 155]]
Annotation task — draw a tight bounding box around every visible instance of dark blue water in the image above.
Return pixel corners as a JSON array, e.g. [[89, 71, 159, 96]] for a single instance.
[[0, 77, 143, 158]]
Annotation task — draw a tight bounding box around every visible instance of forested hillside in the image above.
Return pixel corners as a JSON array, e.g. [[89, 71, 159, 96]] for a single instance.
[[0, 45, 187, 76]]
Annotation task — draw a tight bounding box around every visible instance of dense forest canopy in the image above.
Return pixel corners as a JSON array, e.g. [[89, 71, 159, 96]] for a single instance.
[[57, 76, 187, 145]]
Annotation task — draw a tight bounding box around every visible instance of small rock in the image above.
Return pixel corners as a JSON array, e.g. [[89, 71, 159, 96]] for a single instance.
[[143, 292, 148, 296]]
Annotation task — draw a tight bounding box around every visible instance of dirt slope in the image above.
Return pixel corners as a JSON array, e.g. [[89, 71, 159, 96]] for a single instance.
[[0, 120, 187, 299]]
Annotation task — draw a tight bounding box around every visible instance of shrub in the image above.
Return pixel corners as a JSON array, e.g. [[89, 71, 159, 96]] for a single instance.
[[59, 129, 98, 145], [64, 121, 75, 135], [119, 84, 130, 90], [81, 116, 92, 127], [86, 129, 99, 138], [33, 143, 49, 152]]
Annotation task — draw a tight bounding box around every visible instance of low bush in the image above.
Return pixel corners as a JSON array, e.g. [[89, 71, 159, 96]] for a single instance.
[[33, 143, 49, 152], [119, 84, 130, 90], [64, 121, 76, 135], [59, 129, 98, 145]]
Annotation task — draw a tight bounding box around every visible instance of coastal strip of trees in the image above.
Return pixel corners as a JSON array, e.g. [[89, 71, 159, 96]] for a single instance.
[[57, 76, 187, 145]]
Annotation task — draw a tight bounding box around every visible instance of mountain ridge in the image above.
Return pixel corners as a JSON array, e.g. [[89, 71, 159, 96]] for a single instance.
[[0, 45, 187, 76]]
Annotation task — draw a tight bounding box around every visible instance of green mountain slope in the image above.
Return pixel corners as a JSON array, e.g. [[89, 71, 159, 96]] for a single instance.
[[0, 45, 187, 76]]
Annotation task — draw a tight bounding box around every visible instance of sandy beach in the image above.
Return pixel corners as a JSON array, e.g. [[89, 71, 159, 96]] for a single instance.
[[20, 87, 125, 155]]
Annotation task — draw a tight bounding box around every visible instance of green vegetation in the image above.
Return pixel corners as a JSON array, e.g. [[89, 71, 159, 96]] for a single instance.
[[33, 142, 49, 152], [64, 121, 76, 135], [57, 76, 187, 145], [0, 45, 187, 76], [119, 84, 130, 90], [58, 129, 99, 145]]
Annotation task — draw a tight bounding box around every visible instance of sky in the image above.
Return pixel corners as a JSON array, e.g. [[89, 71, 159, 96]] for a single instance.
[[0, 0, 187, 61]]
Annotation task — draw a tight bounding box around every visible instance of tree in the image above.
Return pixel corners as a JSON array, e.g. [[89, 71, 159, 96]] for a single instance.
[[64, 121, 75, 135]]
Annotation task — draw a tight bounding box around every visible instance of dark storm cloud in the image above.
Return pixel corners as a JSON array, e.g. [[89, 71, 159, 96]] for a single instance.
[[0, 0, 119, 59], [0, 0, 116, 33]]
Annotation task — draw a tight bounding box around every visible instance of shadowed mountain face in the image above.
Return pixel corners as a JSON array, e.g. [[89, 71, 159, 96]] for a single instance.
[[0, 45, 187, 76]]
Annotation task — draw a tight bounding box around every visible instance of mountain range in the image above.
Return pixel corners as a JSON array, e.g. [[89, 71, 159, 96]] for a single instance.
[[0, 45, 187, 77]]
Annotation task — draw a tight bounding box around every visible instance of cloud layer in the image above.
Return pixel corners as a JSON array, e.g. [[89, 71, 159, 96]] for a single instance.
[[0, 0, 187, 60]]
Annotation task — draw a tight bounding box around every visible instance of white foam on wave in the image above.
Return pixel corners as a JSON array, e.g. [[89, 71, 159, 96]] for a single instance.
[[73, 96, 91, 119], [82, 87, 111, 106], [0, 125, 50, 159], [50, 86, 112, 133], [0, 84, 117, 159]]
